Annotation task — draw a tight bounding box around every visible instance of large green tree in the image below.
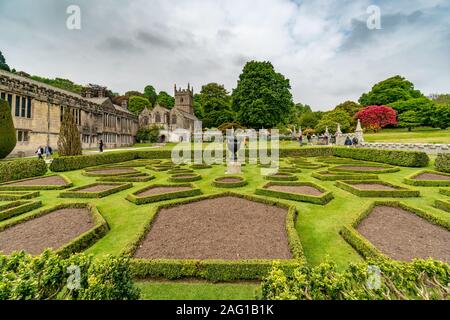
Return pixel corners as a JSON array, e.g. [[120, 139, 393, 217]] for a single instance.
[[157, 91, 175, 109], [0, 51, 10, 72], [198, 83, 235, 128], [0, 99, 16, 158], [398, 110, 422, 131], [431, 103, 450, 129], [299, 111, 323, 129], [58, 108, 82, 156], [143, 85, 157, 107], [128, 96, 151, 115], [232, 61, 293, 128], [358, 75, 424, 106], [389, 97, 436, 127], [315, 109, 352, 134]]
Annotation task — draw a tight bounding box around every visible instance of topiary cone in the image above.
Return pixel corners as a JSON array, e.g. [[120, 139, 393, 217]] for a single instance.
[[0, 99, 17, 159]]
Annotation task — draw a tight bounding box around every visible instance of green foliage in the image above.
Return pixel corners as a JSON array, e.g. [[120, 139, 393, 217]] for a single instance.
[[30, 76, 83, 94], [315, 109, 352, 133], [0, 191, 40, 201], [435, 153, 450, 173], [58, 109, 82, 156], [431, 103, 450, 129], [157, 91, 175, 109], [256, 182, 333, 205], [59, 182, 133, 198], [334, 100, 362, 118], [125, 90, 144, 97], [212, 176, 248, 188], [335, 180, 420, 198], [0, 100, 17, 159], [0, 200, 42, 221], [358, 75, 424, 106], [261, 259, 450, 300], [127, 184, 202, 205], [143, 85, 157, 107], [333, 147, 429, 167], [193, 93, 204, 119], [0, 251, 140, 300], [199, 83, 235, 128], [0, 159, 47, 183], [397, 110, 422, 131], [404, 170, 450, 187], [299, 111, 322, 129], [312, 171, 379, 181], [169, 173, 202, 183], [389, 97, 436, 127], [232, 61, 293, 128], [136, 125, 160, 142], [435, 199, 450, 213], [128, 96, 151, 115], [0, 174, 72, 191], [0, 51, 11, 71]]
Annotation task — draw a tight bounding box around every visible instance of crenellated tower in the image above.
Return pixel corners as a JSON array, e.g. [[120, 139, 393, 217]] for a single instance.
[[174, 84, 194, 114]]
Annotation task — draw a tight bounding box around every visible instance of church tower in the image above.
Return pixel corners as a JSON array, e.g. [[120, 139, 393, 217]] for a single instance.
[[174, 84, 194, 114]]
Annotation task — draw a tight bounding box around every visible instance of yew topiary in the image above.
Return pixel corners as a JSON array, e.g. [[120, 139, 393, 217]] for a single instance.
[[0, 99, 16, 159], [58, 108, 82, 156]]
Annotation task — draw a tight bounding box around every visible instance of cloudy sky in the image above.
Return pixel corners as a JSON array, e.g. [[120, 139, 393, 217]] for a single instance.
[[0, 0, 449, 110]]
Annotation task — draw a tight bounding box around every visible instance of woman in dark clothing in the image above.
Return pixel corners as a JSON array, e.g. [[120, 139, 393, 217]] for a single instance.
[[344, 136, 353, 147], [99, 139, 104, 152]]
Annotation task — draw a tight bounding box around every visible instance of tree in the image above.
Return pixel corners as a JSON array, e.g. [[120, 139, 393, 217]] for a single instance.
[[355, 105, 398, 132], [0, 51, 10, 72], [398, 110, 422, 131], [315, 110, 352, 134], [0, 100, 16, 158], [193, 93, 204, 119], [58, 108, 82, 156], [157, 91, 175, 109], [198, 83, 235, 128], [299, 111, 322, 129], [136, 125, 160, 143], [128, 96, 151, 115], [358, 75, 424, 106], [232, 61, 293, 128], [431, 103, 450, 129], [389, 97, 436, 127], [334, 101, 362, 118], [125, 90, 144, 97], [143, 85, 157, 107]]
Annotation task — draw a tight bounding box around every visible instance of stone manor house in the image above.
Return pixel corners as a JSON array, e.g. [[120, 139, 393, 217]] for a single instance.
[[0, 69, 138, 157], [138, 84, 198, 142]]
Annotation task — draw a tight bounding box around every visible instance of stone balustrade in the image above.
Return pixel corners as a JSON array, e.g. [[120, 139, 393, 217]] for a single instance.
[[358, 142, 450, 154]]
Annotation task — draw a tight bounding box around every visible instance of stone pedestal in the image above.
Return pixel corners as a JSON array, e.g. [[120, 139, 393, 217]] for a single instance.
[[226, 161, 242, 174]]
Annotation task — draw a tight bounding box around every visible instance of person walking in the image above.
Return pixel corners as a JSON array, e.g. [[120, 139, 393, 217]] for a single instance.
[[99, 139, 104, 153], [344, 136, 353, 147], [36, 146, 43, 159], [298, 134, 303, 147], [44, 145, 53, 160], [306, 133, 312, 144]]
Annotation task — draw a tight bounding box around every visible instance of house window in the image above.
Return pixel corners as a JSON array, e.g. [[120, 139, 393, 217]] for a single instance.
[[172, 115, 177, 124], [7, 94, 12, 109], [26, 97, 32, 118], [155, 112, 161, 123], [60, 106, 64, 122], [21, 97, 26, 117], [17, 130, 29, 143], [0, 92, 5, 100], [15, 96, 20, 116]]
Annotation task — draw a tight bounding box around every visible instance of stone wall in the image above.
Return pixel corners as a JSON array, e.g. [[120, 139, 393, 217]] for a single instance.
[[358, 142, 450, 155]]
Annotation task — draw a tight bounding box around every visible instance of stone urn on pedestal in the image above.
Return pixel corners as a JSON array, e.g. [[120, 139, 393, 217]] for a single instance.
[[226, 136, 242, 174]]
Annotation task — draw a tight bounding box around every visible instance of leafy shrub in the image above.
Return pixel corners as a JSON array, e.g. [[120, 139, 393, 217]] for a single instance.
[[333, 147, 429, 167], [435, 153, 450, 173], [261, 259, 450, 300], [0, 251, 140, 300], [58, 109, 82, 156], [0, 99, 16, 159], [0, 158, 47, 183]]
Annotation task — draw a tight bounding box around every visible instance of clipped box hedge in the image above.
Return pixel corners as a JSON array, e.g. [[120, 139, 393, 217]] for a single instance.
[[0, 202, 109, 258], [435, 199, 450, 213], [0, 200, 42, 221], [97, 173, 155, 183], [125, 192, 304, 281], [0, 158, 47, 183], [340, 201, 450, 261], [311, 171, 379, 181], [404, 170, 450, 187], [264, 172, 298, 182], [333, 147, 429, 167], [335, 180, 420, 198], [168, 173, 202, 183], [212, 176, 248, 188], [82, 167, 140, 177], [0, 191, 40, 201], [0, 174, 72, 191], [126, 183, 202, 205], [440, 188, 450, 197], [435, 153, 450, 173], [328, 164, 399, 174], [256, 181, 334, 205], [59, 182, 133, 199]]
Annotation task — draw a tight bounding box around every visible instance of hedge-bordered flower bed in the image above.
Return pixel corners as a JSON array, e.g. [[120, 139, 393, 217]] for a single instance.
[[440, 188, 450, 197], [82, 167, 140, 177], [340, 201, 450, 261], [0, 202, 109, 258], [0, 200, 42, 221], [126, 183, 202, 205], [0, 191, 40, 201], [435, 153, 450, 173], [59, 182, 133, 198], [190, 163, 212, 170], [293, 163, 326, 169], [212, 176, 248, 188], [403, 170, 450, 187], [123, 192, 304, 281], [168, 168, 195, 175], [278, 167, 302, 173], [311, 171, 379, 181], [0, 174, 73, 191], [255, 181, 334, 205], [435, 199, 450, 212], [264, 172, 298, 182], [146, 164, 179, 172], [168, 173, 202, 183], [96, 173, 155, 183], [0, 158, 48, 184], [328, 164, 399, 174], [335, 180, 420, 198]]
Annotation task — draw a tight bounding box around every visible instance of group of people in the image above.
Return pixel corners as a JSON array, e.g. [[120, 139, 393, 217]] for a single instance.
[[35, 145, 53, 160], [298, 133, 358, 147]]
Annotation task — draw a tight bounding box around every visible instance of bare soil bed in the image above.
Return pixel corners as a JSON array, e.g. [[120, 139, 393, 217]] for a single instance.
[[413, 173, 450, 181], [76, 184, 121, 192], [357, 206, 450, 263], [137, 186, 193, 197], [335, 166, 385, 171], [266, 185, 323, 196], [216, 177, 243, 183], [6, 176, 67, 186], [0, 208, 94, 255], [134, 196, 292, 260], [352, 183, 398, 191], [88, 168, 136, 175]]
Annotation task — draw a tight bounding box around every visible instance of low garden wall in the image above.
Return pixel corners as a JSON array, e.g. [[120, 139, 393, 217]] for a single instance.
[[359, 142, 450, 155]]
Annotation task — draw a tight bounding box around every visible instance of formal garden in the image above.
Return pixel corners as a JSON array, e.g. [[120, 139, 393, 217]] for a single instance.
[[0, 144, 450, 300]]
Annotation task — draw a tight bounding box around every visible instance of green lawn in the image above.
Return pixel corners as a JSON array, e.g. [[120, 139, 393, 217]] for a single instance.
[[364, 128, 450, 144], [1, 154, 449, 299]]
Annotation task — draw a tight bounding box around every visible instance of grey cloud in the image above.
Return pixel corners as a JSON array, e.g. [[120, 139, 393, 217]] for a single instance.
[[100, 37, 142, 53]]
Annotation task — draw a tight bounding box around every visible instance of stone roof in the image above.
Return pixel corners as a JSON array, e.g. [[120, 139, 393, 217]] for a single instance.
[[174, 109, 199, 121]]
